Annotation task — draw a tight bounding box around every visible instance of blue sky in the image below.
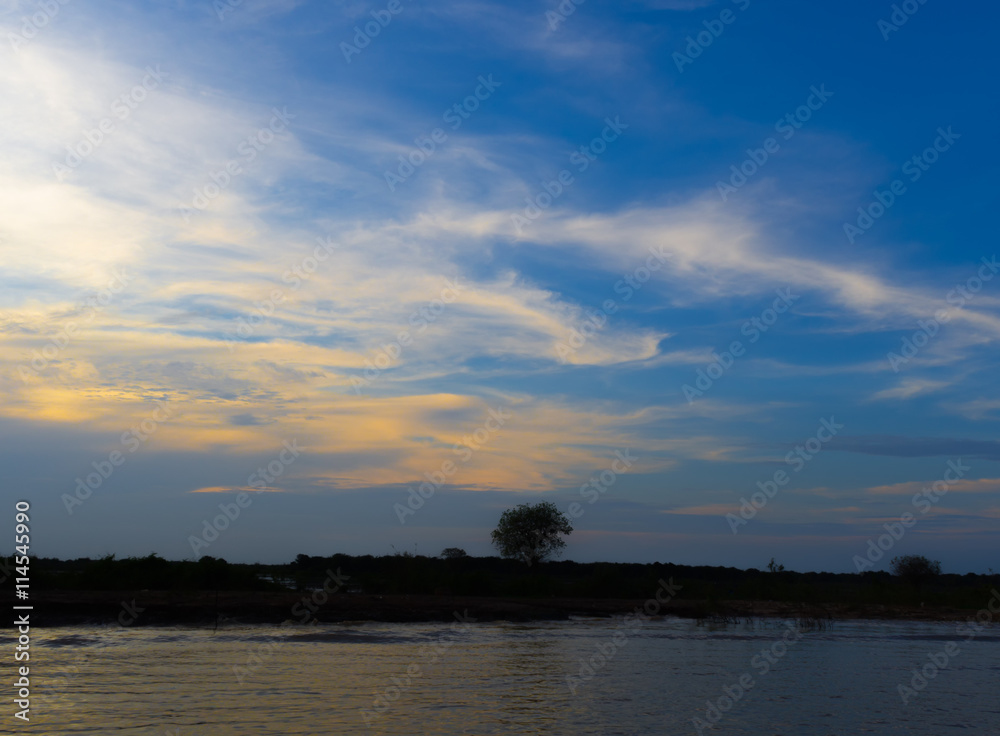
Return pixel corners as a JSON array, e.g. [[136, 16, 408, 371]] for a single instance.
[[2, 0, 998, 573]]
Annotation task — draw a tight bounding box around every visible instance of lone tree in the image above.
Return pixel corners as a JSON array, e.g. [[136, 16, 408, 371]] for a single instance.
[[890, 555, 941, 586], [491, 501, 573, 566], [440, 547, 468, 560]]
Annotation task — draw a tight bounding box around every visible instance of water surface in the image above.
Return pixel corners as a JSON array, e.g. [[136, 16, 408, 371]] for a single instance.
[[7, 617, 999, 735]]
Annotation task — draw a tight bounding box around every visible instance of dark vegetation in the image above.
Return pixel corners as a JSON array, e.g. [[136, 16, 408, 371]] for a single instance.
[[891, 554, 943, 587], [5, 552, 997, 612], [491, 501, 573, 565]]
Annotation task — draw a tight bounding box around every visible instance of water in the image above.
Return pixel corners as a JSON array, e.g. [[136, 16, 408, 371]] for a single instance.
[[6, 617, 999, 735]]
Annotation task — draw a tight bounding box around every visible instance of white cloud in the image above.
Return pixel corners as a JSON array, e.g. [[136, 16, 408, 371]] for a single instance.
[[870, 378, 950, 401]]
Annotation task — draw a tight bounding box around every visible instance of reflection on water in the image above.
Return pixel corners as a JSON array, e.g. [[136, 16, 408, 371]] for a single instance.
[[4, 617, 999, 735]]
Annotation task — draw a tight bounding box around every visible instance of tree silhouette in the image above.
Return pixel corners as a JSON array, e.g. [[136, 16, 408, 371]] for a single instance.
[[491, 501, 573, 566], [890, 554, 941, 587]]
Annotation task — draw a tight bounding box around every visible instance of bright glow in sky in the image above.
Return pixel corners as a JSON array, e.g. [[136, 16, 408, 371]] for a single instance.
[[2, 0, 998, 572]]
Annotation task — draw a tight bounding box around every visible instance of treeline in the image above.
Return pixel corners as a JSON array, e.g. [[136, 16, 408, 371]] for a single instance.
[[3, 554, 276, 592], [4, 553, 997, 610]]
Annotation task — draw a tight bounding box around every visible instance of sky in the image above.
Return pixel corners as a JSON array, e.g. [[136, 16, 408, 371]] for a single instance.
[[2, 0, 998, 573]]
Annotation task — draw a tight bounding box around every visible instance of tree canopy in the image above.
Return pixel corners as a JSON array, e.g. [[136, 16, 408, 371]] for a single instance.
[[890, 555, 941, 585], [490, 501, 573, 566]]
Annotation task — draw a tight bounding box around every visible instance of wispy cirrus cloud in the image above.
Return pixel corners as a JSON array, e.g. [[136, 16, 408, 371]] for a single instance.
[[829, 436, 1000, 461], [2, 0, 998, 573]]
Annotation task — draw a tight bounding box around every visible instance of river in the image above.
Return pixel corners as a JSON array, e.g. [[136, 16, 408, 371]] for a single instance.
[[6, 616, 999, 734]]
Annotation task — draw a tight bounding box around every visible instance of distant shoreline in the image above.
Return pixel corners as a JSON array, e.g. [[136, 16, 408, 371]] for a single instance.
[[10, 591, 984, 628]]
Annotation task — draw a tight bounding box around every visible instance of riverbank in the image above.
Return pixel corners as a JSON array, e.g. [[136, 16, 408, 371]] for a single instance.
[[10, 590, 986, 627]]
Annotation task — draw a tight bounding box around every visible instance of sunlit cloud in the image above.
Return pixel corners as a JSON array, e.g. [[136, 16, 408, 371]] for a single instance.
[[1, 0, 997, 573]]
